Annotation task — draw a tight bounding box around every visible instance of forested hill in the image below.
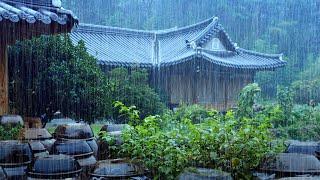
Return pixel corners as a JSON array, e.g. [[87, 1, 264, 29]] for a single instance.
[[62, 0, 320, 97]]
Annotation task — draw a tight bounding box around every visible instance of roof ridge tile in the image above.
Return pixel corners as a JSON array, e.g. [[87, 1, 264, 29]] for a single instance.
[[75, 16, 214, 37]]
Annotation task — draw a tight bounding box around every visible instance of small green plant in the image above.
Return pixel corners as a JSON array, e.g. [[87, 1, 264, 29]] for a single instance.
[[0, 125, 23, 140], [291, 78, 320, 105], [113, 101, 141, 126], [236, 83, 261, 119], [276, 86, 294, 123], [173, 104, 219, 124], [98, 131, 120, 158], [264, 104, 286, 128], [109, 68, 166, 120]]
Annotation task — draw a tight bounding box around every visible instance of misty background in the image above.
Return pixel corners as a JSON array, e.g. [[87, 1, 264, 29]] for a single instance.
[[62, 0, 320, 98]]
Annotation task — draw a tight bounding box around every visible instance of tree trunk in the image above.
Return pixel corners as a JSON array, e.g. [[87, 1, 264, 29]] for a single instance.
[[0, 44, 8, 115]]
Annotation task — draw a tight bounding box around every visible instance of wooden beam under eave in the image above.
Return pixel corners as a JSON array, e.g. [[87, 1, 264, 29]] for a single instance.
[[0, 44, 8, 115]]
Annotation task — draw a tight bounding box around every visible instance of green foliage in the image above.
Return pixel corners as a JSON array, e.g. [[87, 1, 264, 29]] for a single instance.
[[276, 86, 294, 122], [63, 0, 320, 100], [284, 105, 320, 141], [236, 83, 261, 119], [98, 131, 119, 158], [263, 104, 285, 128], [9, 37, 165, 123], [108, 68, 166, 120], [113, 101, 141, 126], [9, 35, 111, 123], [119, 102, 280, 179], [291, 79, 320, 105], [0, 125, 22, 140], [172, 104, 219, 124], [267, 104, 320, 141]]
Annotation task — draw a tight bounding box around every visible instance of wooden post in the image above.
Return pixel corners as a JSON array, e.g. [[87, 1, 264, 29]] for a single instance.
[[0, 44, 8, 115]]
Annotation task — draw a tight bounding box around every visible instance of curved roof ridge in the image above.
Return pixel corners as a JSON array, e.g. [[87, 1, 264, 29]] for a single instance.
[[74, 16, 215, 37], [189, 17, 219, 44], [237, 48, 284, 59], [155, 16, 215, 35], [75, 23, 154, 36]]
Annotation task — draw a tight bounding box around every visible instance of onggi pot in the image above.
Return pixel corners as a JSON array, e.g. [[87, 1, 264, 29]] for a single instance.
[[22, 128, 55, 152], [53, 123, 98, 157], [0, 140, 32, 179], [0, 115, 23, 127], [51, 140, 97, 179], [89, 159, 148, 179], [27, 154, 82, 180]]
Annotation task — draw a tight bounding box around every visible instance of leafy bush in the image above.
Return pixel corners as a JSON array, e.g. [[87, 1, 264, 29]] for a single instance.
[[108, 68, 166, 120], [291, 78, 320, 105], [113, 101, 141, 126], [114, 83, 282, 179], [263, 104, 286, 128], [285, 104, 320, 140], [236, 83, 261, 119], [9, 36, 165, 123], [269, 104, 320, 141], [172, 104, 219, 124], [119, 108, 280, 179], [9, 35, 111, 123], [276, 86, 294, 123], [0, 125, 22, 140]]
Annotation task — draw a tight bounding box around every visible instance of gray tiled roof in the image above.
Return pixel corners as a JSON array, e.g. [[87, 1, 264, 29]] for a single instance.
[[0, 0, 78, 25], [71, 17, 286, 70]]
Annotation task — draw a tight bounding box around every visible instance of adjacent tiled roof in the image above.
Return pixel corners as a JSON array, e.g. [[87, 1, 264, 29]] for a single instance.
[[0, 0, 78, 25], [71, 17, 286, 70]]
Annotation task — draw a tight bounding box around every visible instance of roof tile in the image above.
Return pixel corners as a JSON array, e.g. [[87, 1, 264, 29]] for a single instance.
[[71, 17, 286, 70], [0, 0, 77, 25]]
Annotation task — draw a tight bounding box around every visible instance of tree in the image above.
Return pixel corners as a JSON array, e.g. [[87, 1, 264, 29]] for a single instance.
[[109, 68, 165, 121], [9, 35, 112, 123]]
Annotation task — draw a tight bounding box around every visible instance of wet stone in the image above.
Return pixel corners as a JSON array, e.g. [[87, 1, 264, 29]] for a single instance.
[[259, 153, 320, 177], [178, 168, 233, 180], [286, 141, 320, 157], [89, 159, 147, 179]]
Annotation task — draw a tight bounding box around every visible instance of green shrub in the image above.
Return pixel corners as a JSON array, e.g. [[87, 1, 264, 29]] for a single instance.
[[276, 86, 294, 121], [236, 83, 261, 119], [9, 36, 165, 123], [291, 79, 320, 105], [9, 35, 111, 123], [172, 104, 219, 124], [0, 125, 22, 140], [108, 68, 166, 120], [270, 104, 320, 141], [119, 104, 280, 179], [263, 104, 286, 128]]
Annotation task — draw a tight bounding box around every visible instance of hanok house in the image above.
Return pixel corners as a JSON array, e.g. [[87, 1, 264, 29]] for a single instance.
[[71, 17, 286, 111], [0, 0, 78, 115]]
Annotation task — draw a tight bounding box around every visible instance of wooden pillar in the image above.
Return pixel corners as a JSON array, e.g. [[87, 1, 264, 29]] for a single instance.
[[0, 44, 8, 115]]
